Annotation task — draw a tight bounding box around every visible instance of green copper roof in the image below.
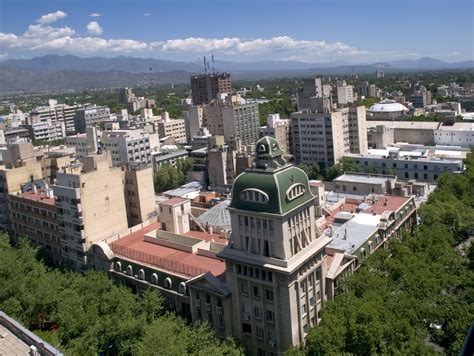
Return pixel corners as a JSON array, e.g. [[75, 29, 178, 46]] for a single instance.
[[230, 165, 314, 215]]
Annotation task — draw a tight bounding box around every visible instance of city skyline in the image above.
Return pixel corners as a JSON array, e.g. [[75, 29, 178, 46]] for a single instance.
[[0, 0, 472, 62]]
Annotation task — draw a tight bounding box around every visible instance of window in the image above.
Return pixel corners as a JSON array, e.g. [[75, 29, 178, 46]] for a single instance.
[[256, 326, 265, 339], [179, 282, 187, 295], [241, 282, 249, 296], [253, 286, 261, 299], [126, 265, 133, 276], [242, 323, 252, 334], [165, 277, 172, 289], [138, 269, 145, 280], [240, 189, 269, 204], [286, 183, 306, 201], [301, 304, 307, 316], [255, 307, 263, 320], [115, 261, 122, 272], [266, 310, 275, 322], [265, 289, 274, 302]]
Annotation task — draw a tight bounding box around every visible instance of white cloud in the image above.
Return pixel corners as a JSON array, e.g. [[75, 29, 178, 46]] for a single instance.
[[448, 51, 461, 57], [144, 13, 151, 16], [0, 51, 7, 60], [90, 13, 101, 17], [86, 21, 103, 36], [36, 11, 67, 25]]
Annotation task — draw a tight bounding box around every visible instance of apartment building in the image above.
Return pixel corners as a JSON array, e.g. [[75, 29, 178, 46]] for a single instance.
[[336, 81, 355, 105], [191, 72, 232, 105], [53, 155, 129, 270], [184, 105, 204, 140], [258, 113, 292, 155], [30, 102, 80, 135], [74, 106, 111, 133], [66, 127, 99, 160], [26, 120, 65, 143], [156, 112, 187, 144], [124, 165, 156, 227], [348, 105, 368, 155], [296, 77, 323, 111], [101, 129, 151, 167]]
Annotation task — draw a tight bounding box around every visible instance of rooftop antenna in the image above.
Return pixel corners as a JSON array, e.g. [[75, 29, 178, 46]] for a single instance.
[[203, 56, 208, 74], [211, 54, 215, 74]]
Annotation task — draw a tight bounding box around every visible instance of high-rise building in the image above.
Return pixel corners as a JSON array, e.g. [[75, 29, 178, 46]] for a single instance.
[[74, 106, 111, 133], [258, 113, 292, 155], [297, 77, 323, 111], [336, 81, 355, 105], [219, 137, 332, 354], [124, 165, 157, 227], [101, 129, 152, 167], [30, 103, 81, 135], [291, 99, 367, 166], [26, 120, 65, 143], [184, 105, 204, 140], [119, 87, 135, 103], [157, 112, 187, 144], [191, 72, 232, 105]]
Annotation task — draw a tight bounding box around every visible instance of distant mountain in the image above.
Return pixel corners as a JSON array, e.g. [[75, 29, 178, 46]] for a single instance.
[[0, 55, 472, 92], [0, 68, 195, 92]]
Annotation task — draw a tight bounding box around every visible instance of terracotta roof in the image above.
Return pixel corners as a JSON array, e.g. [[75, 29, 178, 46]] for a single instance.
[[160, 197, 189, 206], [17, 191, 55, 206], [110, 222, 226, 278]]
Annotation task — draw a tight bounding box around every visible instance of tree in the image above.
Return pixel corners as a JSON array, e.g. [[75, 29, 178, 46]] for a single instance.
[[297, 163, 322, 180], [153, 163, 184, 193]]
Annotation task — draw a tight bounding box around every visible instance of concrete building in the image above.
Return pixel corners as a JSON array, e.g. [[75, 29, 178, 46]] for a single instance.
[[367, 99, 409, 120], [292, 99, 367, 166], [66, 127, 99, 160], [220, 137, 332, 354], [336, 81, 355, 105], [101, 129, 152, 167], [191, 72, 232, 105], [0, 311, 63, 356], [74, 106, 111, 133], [347, 147, 465, 182], [26, 120, 65, 143], [297, 77, 323, 111], [53, 155, 129, 270], [124, 165, 157, 227], [30, 102, 80, 135], [157, 112, 187, 144], [119, 87, 135, 103], [258, 113, 292, 155], [184, 105, 204, 140], [152, 148, 189, 171], [375, 70, 384, 78]]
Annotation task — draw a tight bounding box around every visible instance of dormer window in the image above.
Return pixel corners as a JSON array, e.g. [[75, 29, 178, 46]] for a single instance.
[[240, 189, 269, 204], [286, 183, 306, 201]]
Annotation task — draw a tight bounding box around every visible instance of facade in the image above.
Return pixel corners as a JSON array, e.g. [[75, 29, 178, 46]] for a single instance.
[[101, 129, 152, 167], [348, 106, 368, 155], [258, 113, 292, 155], [157, 112, 187, 144], [191, 72, 232, 105], [220, 137, 332, 354], [152, 149, 189, 171], [66, 127, 99, 160], [124, 165, 157, 227], [297, 77, 323, 111], [336, 82, 355, 105], [74, 106, 111, 133], [184, 105, 204, 140], [53, 155, 129, 270], [291, 105, 350, 166], [30, 103, 80, 135], [26, 120, 65, 143]]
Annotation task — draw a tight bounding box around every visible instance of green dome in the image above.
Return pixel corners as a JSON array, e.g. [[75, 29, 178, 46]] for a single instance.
[[230, 164, 314, 215]]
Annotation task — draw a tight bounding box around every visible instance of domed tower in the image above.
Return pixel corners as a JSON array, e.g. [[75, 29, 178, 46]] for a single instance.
[[219, 136, 332, 354]]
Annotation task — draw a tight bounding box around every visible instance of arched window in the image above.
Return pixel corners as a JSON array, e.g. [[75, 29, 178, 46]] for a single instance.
[[165, 277, 172, 290], [151, 273, 158, 285], [114, 261, 121, 272], [286, 183, 306, 201], [179, 282, 187, 295], [138, 269, 145, 280], [126, 265, 133, 276], [240, 189, 269, 204]]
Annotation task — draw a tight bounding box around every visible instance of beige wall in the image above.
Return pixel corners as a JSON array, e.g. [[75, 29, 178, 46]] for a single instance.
[[124, 167, 156, 226]]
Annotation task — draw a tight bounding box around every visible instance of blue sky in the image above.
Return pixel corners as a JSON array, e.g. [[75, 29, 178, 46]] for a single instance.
[[0, 0, 472, 62]]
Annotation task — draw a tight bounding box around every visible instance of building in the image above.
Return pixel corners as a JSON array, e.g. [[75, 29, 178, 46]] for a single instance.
[[219, 137, 332, 354], [336, 81, 355, 105], [152, 148, 189, 171], [26, 120, 65, 143], [375, 70, 384, 78], [157, 112, 187, 144], [367, 99, 409, 120], [74, 106, 111, 133], [204, 100, 259, 145], [291, 99, 367, 166], [297, 77, 323, 111], [367, 121, 474, 148], [124, 165, 157, 227], [101, 129, 152, 167], [258, 113, 292, 155], [347, 146, 465, 182], [66, 127, 99, 160], [53, 155, 129, 270], [119, 87, 135, 103], [184, 105, 204, 140], [191, 72, 232, 105], [0, 311, 63, 356], [30, 102, 80, 135]]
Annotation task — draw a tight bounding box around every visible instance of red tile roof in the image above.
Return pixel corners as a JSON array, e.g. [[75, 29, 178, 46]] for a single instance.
[[17, 191, 55, 206], [110, 222, 226, 278], [160, 197, 189, 206]]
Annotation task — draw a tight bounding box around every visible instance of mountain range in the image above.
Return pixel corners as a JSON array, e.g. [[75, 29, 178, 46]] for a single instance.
[[0, 55, 472, 92]]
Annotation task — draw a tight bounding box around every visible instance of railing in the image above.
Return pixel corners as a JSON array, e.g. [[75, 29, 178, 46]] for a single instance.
[[111, 244, 208, 277]]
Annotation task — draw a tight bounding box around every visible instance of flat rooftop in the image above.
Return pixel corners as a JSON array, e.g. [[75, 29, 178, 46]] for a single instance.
[[334, 173, 396, 185], [110, 222, 227, 279], [15, 190, 55, 206], [367, 120, 474, 131]]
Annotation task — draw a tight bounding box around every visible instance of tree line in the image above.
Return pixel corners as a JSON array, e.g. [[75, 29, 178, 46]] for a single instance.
[[0, 234, 242, 355], [288, 150, 474, 355]]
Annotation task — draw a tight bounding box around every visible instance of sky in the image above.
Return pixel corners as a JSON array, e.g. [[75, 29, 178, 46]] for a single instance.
[[0, 0, 472, 63]]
